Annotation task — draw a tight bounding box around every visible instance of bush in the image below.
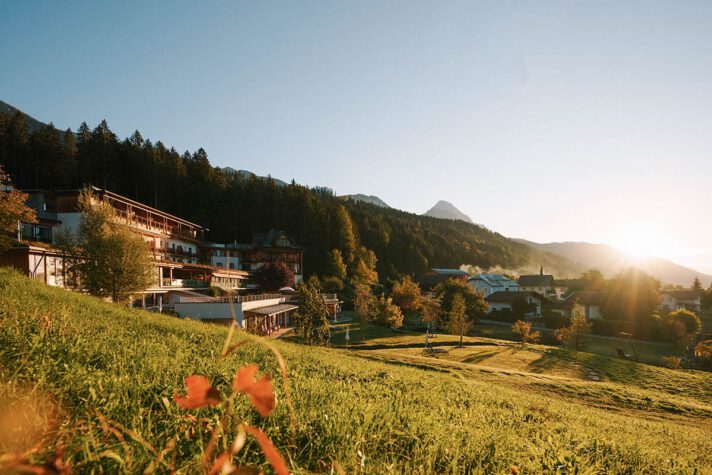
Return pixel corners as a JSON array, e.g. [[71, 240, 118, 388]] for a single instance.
[[543, 313, 570, 329], [662, 356, 682, 370], [668, 309, 702, 335], [489, 309, 518, 323]]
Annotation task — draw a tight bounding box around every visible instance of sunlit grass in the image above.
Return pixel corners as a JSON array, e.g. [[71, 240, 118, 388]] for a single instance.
[[1, 269, 710, 473]]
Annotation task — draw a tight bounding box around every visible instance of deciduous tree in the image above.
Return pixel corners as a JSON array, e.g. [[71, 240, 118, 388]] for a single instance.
[[253, 261, 295, 291], [60, 189, 153, 303], [293, 280, 331, 345], [0, 166, 36, 252], [373, 294, 404, 329], [447, 294, 469, 347], [512, 320, 540, 345], [391, 275, 422, 315], [555, 304, 592, 351]]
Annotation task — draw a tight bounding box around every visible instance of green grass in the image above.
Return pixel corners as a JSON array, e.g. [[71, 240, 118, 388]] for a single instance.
[[1, 269, 711, 474]]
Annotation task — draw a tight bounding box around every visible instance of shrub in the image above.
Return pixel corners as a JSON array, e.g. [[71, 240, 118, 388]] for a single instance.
[[489, 309, 518, 323], [512, 320, 541, 344], [543, 312, 570, 329], [695, 340, 712, 370], [667, 309, 702, 335], [662, 356, 682, 370]]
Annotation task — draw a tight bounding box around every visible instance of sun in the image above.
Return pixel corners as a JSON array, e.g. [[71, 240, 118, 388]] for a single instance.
[[612, 225, 667, 260]]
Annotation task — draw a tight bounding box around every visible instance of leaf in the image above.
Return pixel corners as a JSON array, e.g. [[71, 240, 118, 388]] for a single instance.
[[174, 375, 221, 409], [242, 425, 290, 475], [208, 452, 235, 475], [233, 365, 275, 417]]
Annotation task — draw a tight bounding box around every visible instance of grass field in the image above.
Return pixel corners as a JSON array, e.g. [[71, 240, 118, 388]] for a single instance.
[[1, 269, 711, 474]]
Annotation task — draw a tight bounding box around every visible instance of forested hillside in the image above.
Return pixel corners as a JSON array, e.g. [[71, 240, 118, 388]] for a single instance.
[[0, 106, 580, 280]]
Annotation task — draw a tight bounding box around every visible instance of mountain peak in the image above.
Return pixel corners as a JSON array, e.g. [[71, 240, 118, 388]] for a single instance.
[[423, 200, 473, 223], [342, 194, 390, 208]]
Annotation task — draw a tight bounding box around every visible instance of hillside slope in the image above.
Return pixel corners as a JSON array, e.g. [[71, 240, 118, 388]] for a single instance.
[[516, 239, 712, 286], [0, 102, 581, 279], [0, 99, 52, 132], [340, 193, 390, 208], [1, 270, 709, 473]]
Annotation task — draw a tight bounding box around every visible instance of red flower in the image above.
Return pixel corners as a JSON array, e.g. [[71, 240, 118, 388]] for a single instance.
[[233, 365, 275, 417], [174, 375, 222, 409]]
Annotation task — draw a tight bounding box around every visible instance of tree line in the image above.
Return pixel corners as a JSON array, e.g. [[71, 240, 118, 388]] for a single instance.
[[0, 110, 577, 281]]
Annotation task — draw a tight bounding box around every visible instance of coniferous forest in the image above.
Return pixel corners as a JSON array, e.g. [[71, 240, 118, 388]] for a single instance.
[[0, 108, 578, 281]]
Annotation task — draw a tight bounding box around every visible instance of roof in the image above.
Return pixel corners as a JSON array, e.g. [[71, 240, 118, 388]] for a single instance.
[[45, 187, 207, 231], [518, 274, 555, 286], [562, 291, 605, 306], [469, 273, 517, 287], [555, 279, 586, 288], [486, 291, 550, 304], [244, 303, 298, 316], [430, 269, 469, 276], [252, 229, 303, 249], [661, 290, 702, 301]]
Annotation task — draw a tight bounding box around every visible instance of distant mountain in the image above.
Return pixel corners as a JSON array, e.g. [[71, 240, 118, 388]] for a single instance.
[[0, 99, 50, 132], [221, 167, 288, 187], [423, 200, 473, 224], [341, 194, 390, 208], [514, 239, 712, 287]]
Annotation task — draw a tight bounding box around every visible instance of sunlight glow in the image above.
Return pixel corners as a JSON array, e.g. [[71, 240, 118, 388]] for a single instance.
[[612, 224, 670, 261]]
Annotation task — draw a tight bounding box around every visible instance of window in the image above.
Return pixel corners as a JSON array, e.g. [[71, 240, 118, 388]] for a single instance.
[[229, 263, 235, 269]]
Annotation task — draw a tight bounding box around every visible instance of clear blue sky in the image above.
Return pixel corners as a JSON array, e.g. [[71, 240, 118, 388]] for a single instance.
[[2, 1, 712, 272]]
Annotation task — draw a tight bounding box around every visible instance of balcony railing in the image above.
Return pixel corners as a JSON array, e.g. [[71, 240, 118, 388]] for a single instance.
[[161, 278, 207, 288]]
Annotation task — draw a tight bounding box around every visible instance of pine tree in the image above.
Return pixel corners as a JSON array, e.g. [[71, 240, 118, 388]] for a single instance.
[[692, 276, 703, 291]]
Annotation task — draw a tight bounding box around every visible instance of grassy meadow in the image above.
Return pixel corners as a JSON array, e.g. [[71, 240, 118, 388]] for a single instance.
[[1, 269, 711, 474]]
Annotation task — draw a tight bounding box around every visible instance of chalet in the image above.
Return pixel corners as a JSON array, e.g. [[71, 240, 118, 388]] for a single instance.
[[485, 291, 550, 318], [468, 273, 518, 297], [417, 268, 470, 289], [201, 229, 304, 285], [659, 290, 702, 313], [552, 291, 604, 319], [518, 270, 563, 300]]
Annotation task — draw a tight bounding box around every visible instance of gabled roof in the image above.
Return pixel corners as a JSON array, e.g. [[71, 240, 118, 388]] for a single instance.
[[661, 290, 702, 301], [252, 229, 303, 249], [469, 273, 518, 288], [518, 274, 555, 286], [486, 291, 550, 304]]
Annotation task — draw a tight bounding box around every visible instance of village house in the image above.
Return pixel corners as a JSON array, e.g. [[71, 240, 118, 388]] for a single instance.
[[659, 290, 702, 313], [552, 291, 605, 319], [485, 291, 550, 318], [468, 273, 518, 297], [518, 269, 565, 300]]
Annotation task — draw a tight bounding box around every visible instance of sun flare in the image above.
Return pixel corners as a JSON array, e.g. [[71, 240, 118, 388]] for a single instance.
[[612, 225, 669, 261]]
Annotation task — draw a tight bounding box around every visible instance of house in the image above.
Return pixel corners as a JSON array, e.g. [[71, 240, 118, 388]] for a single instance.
[[468, 273, 518, 297], [200, 229, 304, 285], [8, 188, 248, 310], [554, 279, 587, 298], [552, 291, 604, 319], [518, 271, 562, 300], [485, 291, 550, 318], [417, 268, 470, 289], [659, 290, 702, 313]]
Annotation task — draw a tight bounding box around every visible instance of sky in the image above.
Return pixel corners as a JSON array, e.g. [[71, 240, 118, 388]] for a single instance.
[[2, 1, 712, 273]]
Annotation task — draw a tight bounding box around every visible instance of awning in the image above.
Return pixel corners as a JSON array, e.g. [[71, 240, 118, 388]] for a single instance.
[[244, 304, 298, 317]]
